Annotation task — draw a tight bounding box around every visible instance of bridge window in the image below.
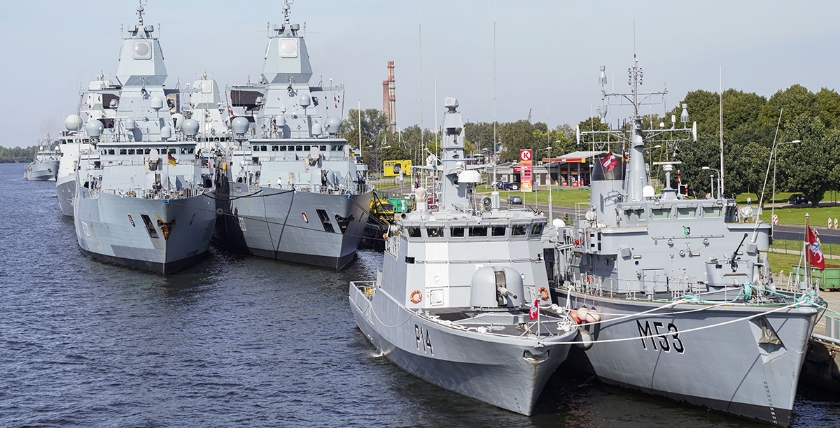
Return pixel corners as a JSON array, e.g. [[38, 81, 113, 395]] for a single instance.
[[703, 207, 722, 218], [272, 146, 279, 151], [677, 207, 696, 219], [491, 226, 506, 237], [127, 149, 136, 155], [295, 145, 303, 151], [119, 149, 127, 155], [469, 226, 487, 237], [512, 225, 528, 236], [531, 223, 544, 237], [279, 146, 287, 151], [651, 208, 671, 220], [407, 226, 422, 238], [450, 227, 465, 237], [427, 227, 444, 238]]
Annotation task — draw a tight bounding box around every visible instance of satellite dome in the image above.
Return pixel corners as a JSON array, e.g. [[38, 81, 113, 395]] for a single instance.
[[299, 95, 311, 107], [171, 113, 185, 131], [150, 96, 164, 111], [182, 119, 200, 137], [312, 122, 322, 136], [160, 125, 172, 140], [85, 119, 104, 138], [231, 117, 250, 135], [325, 117, 342, 135], [125, 118, 136, 130], [64, 115, 83, 132]]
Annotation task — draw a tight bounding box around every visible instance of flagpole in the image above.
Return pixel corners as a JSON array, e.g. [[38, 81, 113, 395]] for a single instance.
[[805, 213, 810, 291]]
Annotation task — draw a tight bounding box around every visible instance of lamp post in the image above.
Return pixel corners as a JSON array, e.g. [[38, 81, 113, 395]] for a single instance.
[[701, 166, 720, 199], [771, 140, 801, 238], [537, 147, 552, 219]]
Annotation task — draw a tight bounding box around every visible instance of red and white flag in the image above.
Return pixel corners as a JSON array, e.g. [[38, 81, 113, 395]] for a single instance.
[[807, 225, 826, 270], [227, 104, 235, 118], [529, 299, 540, 321], [602, 151, 618, 172]]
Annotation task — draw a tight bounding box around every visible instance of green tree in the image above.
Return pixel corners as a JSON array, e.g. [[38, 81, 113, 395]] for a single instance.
[[779, 115, 838, 206]]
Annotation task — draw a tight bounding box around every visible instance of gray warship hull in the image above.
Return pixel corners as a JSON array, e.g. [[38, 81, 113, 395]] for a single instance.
[[24, 161, 58, 181], [555, 289, 818, 426], [56, 175, 75, 216], [350, 282, 575, 416], [214, 180, 372, 270], [74, 190, 216, 274]]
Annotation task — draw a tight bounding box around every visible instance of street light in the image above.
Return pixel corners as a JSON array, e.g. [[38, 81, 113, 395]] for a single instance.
[[537, 147, 552, 220], [701, 166, 720, 199], [771, 140, 801, 238]]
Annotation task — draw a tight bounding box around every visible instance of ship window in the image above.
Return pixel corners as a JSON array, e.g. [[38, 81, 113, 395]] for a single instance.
[[469, 226, 487, 237], [332, 145, 343, 152], [491, 226, 506, 237], [512, 224, 528, 236], [651, 208, 671, 220], [260, 145, 267, 151], [279, 146, 287, 151], [703, 207, 722, 218], [320, 145, 327, 151], [272, 146, 279, 151], [127, 149, 136, 155], [303, 145, 311, 151], [450, 227, 465, 237], [427, 227, 444, 238], [407, 226, 422, 238], [625, 209, 646, 221], [144, 148, 151, 154], [531, 223, 544, 237], [108, 149, 115, 155], [141, 214, 159, 238], [677, 207, 696, 219], [295, 145, 303, 151], [120, 149, 127, 155], [168, 149, 176, 154]]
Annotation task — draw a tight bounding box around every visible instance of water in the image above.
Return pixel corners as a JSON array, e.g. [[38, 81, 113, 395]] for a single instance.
[[2, 162, 839, 427]]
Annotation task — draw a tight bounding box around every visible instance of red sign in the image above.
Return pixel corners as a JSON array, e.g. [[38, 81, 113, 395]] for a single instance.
[[519, 149, 533, 192], [520, 149, 532, 162]]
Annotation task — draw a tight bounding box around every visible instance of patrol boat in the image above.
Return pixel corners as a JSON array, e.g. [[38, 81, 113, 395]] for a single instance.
[[544, 58, 824, 426], [350, 98, 578, 416], [73, 5, 216, 274], [24, 140, 60, 181], [214, 0, 373, 269]]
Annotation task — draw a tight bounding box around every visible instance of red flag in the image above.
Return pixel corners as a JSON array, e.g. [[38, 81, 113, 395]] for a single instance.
[[529, 299, 539, 321], [602, 151, 618, 172], [807, 226, 826, 270]]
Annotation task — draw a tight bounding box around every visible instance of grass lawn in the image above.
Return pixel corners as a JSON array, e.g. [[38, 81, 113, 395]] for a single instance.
[[476, 185, 591, 206]]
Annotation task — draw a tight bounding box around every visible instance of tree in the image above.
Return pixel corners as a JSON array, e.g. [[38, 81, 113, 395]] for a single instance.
[[779, 114, 839, 206]]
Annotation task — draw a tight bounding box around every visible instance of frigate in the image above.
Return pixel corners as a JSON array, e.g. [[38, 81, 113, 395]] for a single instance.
[[24, 140, 60, 181], [55, 115, 93, 216], [73, 5, 216, 274], [350, 98, 578, 416], [542, 57, 824, 426], [213, 0, 373, 270]]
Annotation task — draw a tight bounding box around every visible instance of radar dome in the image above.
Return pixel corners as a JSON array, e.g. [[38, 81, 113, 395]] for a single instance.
[[182, 119, 200, 137], [325, 117, 342, 135], [171, 113, 185, 131], [231, 117, 250, 135], [150, 96, 164, 111], [312, 123, 322, 136], [64, 115, 83, 132], [125, 118, 136, 130], [85, 119, 104, 138], [160, 126, 172, 140], [299, 95, 311, 107]]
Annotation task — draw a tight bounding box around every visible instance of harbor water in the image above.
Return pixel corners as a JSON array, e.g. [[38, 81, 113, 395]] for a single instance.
[[2, 162, 840, 427]]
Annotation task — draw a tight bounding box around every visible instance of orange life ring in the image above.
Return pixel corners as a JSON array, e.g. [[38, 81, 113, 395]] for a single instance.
[[410, 290, 422, 304], [538, 287, 550, 301]]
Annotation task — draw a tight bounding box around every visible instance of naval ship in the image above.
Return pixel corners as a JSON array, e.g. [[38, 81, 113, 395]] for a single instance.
[[213, 0, 373, 270], [56, 115, 93, 216], [543, 57, 824, 425], [73, 5, 216, 274], [24, 140, 60, 181], [350, 98, 578, 416]]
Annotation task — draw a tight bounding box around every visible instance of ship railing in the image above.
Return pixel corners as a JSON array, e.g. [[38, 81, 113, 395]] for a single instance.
[[570, 274, 723, 301], [93, 187, 207, 200], [351, 281, 378, 301]]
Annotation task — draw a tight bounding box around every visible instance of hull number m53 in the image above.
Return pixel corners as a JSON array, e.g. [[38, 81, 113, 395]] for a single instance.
[[637, 320, 684, 353]]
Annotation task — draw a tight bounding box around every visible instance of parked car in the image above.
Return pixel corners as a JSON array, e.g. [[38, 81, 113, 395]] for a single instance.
[[788, 193, 808, 205], [495, 181, 520, 190], [507, 195, 523, 205]]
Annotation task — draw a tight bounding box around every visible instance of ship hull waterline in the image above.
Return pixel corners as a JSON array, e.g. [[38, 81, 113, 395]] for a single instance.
[[555, 289, 819, 426], [74, 191, 216, 275], [350, 284, 574, 416], [214, 183, 372, 270]]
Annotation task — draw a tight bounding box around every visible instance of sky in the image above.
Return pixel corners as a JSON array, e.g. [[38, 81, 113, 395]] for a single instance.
[[2, 0, 839, 147]]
